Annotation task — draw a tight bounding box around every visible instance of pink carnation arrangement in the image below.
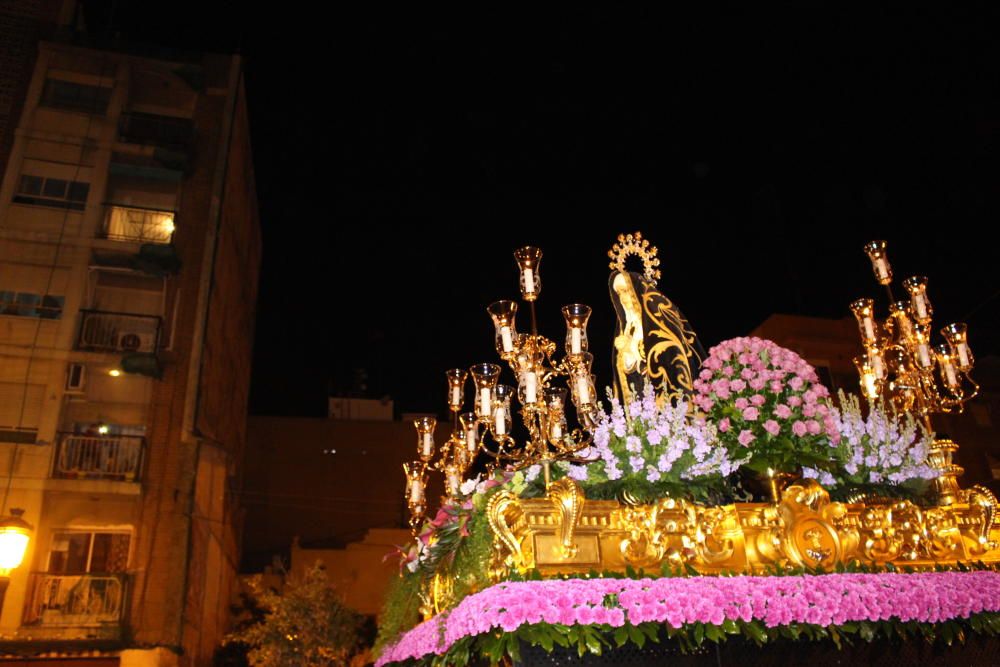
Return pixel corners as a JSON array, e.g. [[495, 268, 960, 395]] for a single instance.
[[376, 570, 1000, 665], [693, 336, 840, 475]]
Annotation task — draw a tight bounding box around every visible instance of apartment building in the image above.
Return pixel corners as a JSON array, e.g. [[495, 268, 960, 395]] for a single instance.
[[0, 35, 260, 667]]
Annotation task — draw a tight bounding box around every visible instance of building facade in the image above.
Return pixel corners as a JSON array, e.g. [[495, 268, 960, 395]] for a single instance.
[[0, 35, 260, 667]]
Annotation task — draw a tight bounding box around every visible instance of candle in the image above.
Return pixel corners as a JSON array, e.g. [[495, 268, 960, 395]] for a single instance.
[[956, 343, 970, 368], [550, 422, 563, 440], [576, 375, 591, 404], [480, 388, 491, 416], [465, 427, 478, 452], [943, 361, 959, 388], [870, 350, 885, 379], [862, 317, 875, 342], [570, 327, 582, 354], [913, 294, 928, 319], [409, 479, 424, 503], [916, 343, 932, 368], [874, 257, 890, 282], [451, 386, 462, 407], [523, 268, 535, 293], [524, 371, 537, 404], [446, 470, 460, 496], [500, 325, 513, 352], [421, 432, 433, 457], [862, 371, 878, 400], [494, 406, 507, 435]]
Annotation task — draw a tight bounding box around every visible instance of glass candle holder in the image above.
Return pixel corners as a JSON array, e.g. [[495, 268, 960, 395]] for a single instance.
[[518, 368, 540, 406], [913, 330, 934, 369], [866, 345, 887, 380], [902, 276, 933, 324], [513, 246, 542, 302], [561, 304, 592, 357], [413, 416, 437, 461], [544, 387, 568, 443], [404, 461, 426, 505], [445, 368, 467, 411], [853, 356, 880, 400], [936, 344, 961, 391], [487, 300, 519, 355], [942, 323, 974, 371], [888, 301, 914, 340], [864, 240, 893, 285], [493, 384, 514, 436], [572, 372, 597, 408], [444, 464, 462, 497], [850, 298, 879, 344], [470, 363, 501, 419], [460, 412, 479, 454]]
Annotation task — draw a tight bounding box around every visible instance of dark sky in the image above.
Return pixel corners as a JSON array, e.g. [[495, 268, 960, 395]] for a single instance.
[[84, 2, 1000, 417]]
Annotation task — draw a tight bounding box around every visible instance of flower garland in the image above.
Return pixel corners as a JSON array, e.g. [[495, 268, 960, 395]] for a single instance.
[[376, 570, 1000, 665]]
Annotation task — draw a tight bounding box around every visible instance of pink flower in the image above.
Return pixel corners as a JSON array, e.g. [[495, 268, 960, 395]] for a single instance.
[[749, 377, 766, 391], [787, 395, 803, 407], [792, 421, 808, 437], [738, 429, 755, 446], [807, 420, 821, 435], [750, 394, 766, 406], [722, 365, 735, 377], [742, 407, 759, 421], [718, 417, 730, 433], [763, 419, 780, 436], [740, 368, 756, 380], [770, 380, 784, 394], [789, 376, 804, 391], [775, 404, 792, 419], [730, 379, 747, 392], [735, 397, 750, 410]]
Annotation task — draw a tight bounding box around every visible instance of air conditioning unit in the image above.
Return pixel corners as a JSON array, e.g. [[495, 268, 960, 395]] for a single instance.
[[117, 331, 156, 352], [65, 363, 86, 394]]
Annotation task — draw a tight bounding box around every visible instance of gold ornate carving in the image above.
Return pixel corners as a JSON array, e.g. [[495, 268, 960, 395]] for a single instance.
[[548, 477, 586, 559], [488, 483, 1000, 579], [608, 231, 661, 282], [486, 490, 527, 579]]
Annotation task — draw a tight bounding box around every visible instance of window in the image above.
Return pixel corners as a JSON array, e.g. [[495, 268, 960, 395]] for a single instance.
[[14, 174, 90, 210], [48, 531, 130, 574], [0, 290, 64, 319], [39, 78, 112, 114]]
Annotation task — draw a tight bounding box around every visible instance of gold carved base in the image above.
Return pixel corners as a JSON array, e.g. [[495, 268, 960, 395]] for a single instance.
[[487, 478, 1000, 579]]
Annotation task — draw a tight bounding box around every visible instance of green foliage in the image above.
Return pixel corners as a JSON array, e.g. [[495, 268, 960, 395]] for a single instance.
[[224, 563, 364, 667], [373, 570, 424, 657]]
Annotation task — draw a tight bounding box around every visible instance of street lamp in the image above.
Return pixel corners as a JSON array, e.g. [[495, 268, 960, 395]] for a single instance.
[[0, 509, 32, 610]]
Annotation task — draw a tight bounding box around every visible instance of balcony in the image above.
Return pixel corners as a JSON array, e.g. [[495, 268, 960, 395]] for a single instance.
[[100, 204, 175, 244], [76, 309, 161, 354], [54, 434, 144, 482], [118, 111, 193, 151], [23, 573, 127, 633]]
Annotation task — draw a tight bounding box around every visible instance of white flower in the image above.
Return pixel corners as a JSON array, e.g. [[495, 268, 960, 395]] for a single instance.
[[460, 477, 480, 496]]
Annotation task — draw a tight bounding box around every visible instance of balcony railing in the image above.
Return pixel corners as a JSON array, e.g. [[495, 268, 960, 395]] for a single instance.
[[23, 573, 128, 627], [100, 203, 175, 243], [54, 433, 144, 482], [76, 309, 161, 354], [118, 111, 194, 151]]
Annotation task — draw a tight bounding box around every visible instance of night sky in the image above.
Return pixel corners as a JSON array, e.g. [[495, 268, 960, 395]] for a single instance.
[[83, 3, 1000, 417]]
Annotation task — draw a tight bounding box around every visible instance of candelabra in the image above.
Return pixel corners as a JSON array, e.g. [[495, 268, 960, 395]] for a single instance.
[[404, 246, 599, 531], [850, 240, 980, 505]]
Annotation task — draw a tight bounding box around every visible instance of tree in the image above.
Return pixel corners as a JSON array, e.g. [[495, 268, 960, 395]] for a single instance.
[[223, 562, 365, 667]]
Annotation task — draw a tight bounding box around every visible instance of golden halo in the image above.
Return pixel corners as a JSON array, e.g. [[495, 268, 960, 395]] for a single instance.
[[607, 231, 661, 282]]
